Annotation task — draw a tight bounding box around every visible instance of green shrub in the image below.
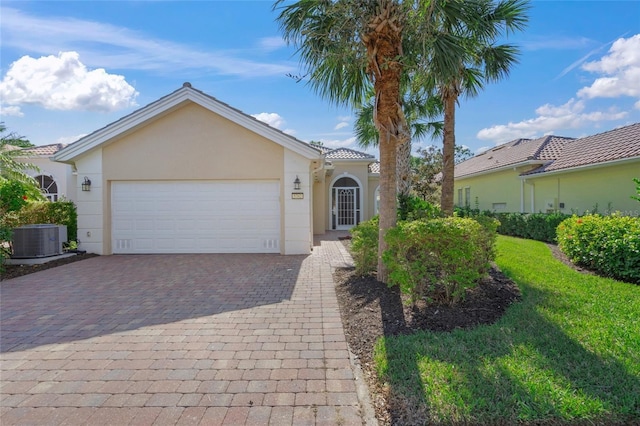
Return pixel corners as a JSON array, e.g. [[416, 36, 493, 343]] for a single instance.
[[349, 216, 379, 276], [16, 200, 78, 242], [492, 212, 571, 243], [0, 179, 32, 213], [557, 214, 640, 284], [398, 195, 442, 221], [383, 217, 496, 305]]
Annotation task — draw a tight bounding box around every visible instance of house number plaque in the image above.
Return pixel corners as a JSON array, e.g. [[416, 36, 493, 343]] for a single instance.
[[291, 192, 304, 199]]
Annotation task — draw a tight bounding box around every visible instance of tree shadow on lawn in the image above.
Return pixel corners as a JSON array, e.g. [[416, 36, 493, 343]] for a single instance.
[[379, 282, 640, 425]]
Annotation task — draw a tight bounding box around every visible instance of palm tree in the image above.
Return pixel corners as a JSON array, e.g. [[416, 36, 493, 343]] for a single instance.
[[275, 0, 468, 282], [0, 123, 39, 184], [427, 0, 529, 215], [354, 84, 443, 199]]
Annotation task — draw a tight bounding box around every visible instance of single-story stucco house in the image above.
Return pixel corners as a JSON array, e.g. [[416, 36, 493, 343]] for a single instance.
[[454, 122, 640, 215], [52, 83, 380, 255]]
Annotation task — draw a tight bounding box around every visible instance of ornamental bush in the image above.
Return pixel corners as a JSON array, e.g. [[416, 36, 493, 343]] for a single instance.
[[17, 200, 78, 242], [557, 214, 640, 284], [383, 217, 496, 305], [350, 216, 379, 276]]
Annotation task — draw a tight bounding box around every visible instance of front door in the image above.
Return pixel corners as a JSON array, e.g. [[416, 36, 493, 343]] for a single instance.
[[331, 176, 361, 230], [335, 187, 357, 229]]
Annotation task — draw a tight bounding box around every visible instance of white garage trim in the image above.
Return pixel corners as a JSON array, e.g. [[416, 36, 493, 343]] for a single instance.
[[111, 180, 280, 254]]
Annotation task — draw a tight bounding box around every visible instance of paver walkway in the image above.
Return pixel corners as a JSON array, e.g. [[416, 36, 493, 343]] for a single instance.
[[0, 234, 371, 425]]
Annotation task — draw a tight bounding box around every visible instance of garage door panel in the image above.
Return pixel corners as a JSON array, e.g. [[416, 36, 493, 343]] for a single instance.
[[112, 181, 280, 254]]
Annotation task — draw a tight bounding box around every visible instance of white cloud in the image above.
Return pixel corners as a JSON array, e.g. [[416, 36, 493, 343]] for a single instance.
[[55, 133, 87, 145], [258, 37, 286, 52], [252, 112, 286, 129], [477, 34, 639, 144], [317, 136, 358, 149], [477, 98, 627, 143], [0, 105, 24, 117], [578, 35, 640, 99], [333, 115, 351, 131], [522, 35, 595, 51], [0, 6, 294, 78], [0, 52, 138, 113]]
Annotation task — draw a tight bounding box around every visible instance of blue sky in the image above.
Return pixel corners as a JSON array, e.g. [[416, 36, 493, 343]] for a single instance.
[[1, 1, 639, 157]]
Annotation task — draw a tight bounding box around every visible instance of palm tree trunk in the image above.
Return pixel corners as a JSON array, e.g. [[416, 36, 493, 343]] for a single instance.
[[396, 139, 412, 199], [441, 93, 456, 216], [364, 0, 405, 283]]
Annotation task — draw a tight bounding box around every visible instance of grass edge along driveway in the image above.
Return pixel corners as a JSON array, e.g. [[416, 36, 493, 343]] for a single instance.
[[374, 235, 640, 425]]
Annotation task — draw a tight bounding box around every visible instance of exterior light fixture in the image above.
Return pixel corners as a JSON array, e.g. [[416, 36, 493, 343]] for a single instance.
[[81, 177, 92, 192], [294, 176, 301, 191]]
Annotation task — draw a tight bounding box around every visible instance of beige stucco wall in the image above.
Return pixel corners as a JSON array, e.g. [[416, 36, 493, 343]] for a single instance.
[[367, 176, 380, 218], [103, 102, 283, 180], [525, 161, 640, 216], [313, 178, 327, 234], [74, 149, 104, 254], [73, 100, 322, 255]]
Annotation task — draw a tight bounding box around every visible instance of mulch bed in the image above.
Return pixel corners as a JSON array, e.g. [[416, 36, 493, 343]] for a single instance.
[[1, 253, 98, 281]]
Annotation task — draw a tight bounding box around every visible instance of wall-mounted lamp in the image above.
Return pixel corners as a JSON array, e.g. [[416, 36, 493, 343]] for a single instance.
[[81, 177, 92, 192], [293, 176, 301, 191]]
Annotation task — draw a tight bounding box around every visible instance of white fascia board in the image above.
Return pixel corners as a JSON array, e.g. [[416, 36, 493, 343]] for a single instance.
[[54, 86, 321, 163], [520, 156, 640, 179], [455, 160, 546, 181]]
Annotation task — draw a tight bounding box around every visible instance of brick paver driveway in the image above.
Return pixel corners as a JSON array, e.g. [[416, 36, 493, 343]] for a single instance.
[[1, 244, 367, 425]]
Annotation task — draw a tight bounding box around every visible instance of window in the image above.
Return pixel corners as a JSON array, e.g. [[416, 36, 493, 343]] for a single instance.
[[464, 187, 471, 207], [457, 189, 463, 206], [35, 175, 58, 201], [492, 202, 507, 211]]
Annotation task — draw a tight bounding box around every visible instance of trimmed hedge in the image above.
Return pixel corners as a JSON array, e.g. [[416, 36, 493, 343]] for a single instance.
[[383, 217, 498, 305], [350, 216, 379, 276], [557, 214, 640, 284], [454, 207, 571, 243], [15, 201, 78, 242]]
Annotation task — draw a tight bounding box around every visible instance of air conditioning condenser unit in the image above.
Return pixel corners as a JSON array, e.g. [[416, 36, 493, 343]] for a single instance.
[[12, 224, 67, 258]]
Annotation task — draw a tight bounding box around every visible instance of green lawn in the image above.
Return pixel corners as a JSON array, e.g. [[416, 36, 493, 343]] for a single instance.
[[374, 235, 640, 424]]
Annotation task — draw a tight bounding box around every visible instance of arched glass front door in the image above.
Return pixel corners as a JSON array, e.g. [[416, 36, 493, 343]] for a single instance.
[[331, 177, 361, 230]]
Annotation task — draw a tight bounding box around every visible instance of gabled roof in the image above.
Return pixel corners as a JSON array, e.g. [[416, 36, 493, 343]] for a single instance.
[[20, 143, 67, 157], [324, 147, 375, 160], [368, 161, 380, 174], [522, 123, 640, 176], [54, 82, 321, 163], [455, 135, 574, 178]]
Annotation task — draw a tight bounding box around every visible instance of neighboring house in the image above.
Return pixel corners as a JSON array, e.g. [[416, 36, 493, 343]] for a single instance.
[[14, 143, 76, 202], [53, 83, 379, 255], [454, 123, 640, 215]]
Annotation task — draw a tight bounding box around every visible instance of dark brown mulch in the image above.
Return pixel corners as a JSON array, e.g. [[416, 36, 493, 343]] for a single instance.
[[1, 253, 99, 281]]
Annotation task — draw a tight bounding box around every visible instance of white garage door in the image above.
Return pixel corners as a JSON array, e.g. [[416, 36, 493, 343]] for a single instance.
[[112, 181, 280, 254]]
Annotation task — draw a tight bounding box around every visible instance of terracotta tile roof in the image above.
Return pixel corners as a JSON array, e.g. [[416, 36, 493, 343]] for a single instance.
[[455, 136, 574, 178], [368, 161, 380, 174], [522, 123, 640, 175], [324, 147, 375, 160], [20, 143, 67, 156]]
